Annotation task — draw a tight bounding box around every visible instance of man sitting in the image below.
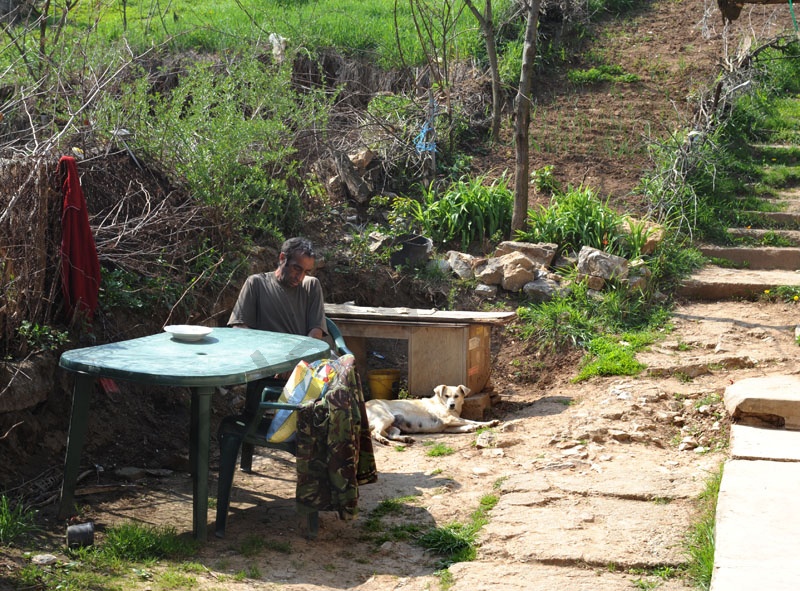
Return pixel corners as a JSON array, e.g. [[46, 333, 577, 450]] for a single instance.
[[228, 236, 326, 340]]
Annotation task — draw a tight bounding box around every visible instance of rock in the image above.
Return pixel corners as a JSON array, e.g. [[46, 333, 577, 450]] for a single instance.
[[474, 257, 504, 285], [609, 429, 631, 442], [334, 150, 371, 204], [576, 246, 629, 286], [447, 250, 478, 279], [618, 216, 664, 255], [475, 431, 497, 448], [724, 375, 800, 429], [349, 148, 375, 171], [499, 252, 540, 292], [626, 258, 652, 290], [474, 284, 497, 299], [494, 241, 558, 267], [31, 554, 59, 566], [522, 272, 565, 302]]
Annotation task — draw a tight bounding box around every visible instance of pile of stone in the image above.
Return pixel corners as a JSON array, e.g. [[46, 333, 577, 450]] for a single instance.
[[441, 235, 663, 302]]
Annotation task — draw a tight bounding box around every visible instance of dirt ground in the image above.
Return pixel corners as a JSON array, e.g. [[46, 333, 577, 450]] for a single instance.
[[19, 299, 795, 591]]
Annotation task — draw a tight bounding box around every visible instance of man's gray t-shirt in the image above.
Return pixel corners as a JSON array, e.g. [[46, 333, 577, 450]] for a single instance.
[[227, 272, 325, 336]]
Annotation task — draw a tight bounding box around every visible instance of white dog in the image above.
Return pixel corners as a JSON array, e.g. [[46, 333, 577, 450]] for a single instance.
[[365, 384, 500, 445]]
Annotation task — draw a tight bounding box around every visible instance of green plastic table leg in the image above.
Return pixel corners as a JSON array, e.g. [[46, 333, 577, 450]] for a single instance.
[[58, 373, 94, 520], [190, 386, 213, 541]]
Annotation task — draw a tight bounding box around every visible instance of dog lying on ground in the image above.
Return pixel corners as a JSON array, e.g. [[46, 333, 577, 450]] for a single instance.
[[365, 384, 500, 445]]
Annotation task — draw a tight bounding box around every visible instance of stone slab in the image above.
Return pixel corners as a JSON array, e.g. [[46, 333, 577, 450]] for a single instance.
[[480, 494, 694, 567], [678, 265, 800, 299], [730, 424, 800, 462], [711, 460, 800, 590], [724, 375, 800, 430], [449, 561, 692, 591], [543, 447, 717, 500]]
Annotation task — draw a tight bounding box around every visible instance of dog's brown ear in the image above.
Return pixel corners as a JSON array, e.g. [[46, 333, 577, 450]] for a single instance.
[[433, 385, 444, 397], [458, 385, 471, 397]]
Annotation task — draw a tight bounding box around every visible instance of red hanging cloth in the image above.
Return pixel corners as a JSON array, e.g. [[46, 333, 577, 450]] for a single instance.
[[59, 155, 101, 322]]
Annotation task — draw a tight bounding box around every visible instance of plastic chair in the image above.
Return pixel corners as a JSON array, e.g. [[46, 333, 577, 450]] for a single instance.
[[214, 318, 352, 539]]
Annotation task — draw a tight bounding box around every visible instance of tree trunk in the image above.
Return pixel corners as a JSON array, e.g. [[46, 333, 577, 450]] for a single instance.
[[464, 0, 502, 143], [512, 0, 541, 234]]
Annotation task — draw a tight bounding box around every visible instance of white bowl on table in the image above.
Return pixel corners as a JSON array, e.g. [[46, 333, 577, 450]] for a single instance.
[[164, 325, 213, 342]]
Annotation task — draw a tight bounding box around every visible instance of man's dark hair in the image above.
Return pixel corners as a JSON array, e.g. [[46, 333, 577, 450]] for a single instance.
[[281, 237, 315, 260]]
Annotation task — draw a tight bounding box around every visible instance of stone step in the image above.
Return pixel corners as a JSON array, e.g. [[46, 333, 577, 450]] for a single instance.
[[725, 375, 800, 431], [741, 210, 800, 227], [677, 265, 800, 299], [698, 245, 800, 270], [726, 227, 800, 245]]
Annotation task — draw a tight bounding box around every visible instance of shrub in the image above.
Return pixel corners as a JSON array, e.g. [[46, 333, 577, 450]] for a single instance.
[[94, 51, 331, 241]]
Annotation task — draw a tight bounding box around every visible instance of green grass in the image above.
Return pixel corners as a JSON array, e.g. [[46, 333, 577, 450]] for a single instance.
[[0, 495, 37, 545], [16, 521, 199, 590], [567, 64, 640, 85], [64, 0, 502, 67], [417, 494, 498, 567], [573, 331, 654, 382], [424, 442, 456, 457], [685, 465, 723, 589]]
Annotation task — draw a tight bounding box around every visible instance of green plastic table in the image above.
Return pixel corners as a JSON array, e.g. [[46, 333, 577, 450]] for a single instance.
[[57, 327, 330, 540]]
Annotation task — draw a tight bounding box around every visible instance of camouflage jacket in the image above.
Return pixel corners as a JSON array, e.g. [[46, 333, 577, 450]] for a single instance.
[[295, 369, 377, 519]]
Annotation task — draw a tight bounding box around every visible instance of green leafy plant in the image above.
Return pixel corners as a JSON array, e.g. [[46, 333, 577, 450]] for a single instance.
[[96, 51, 330, 241], [390, 174, 513, 249], [16, 321, 69, 352], [517, 186, 632, 257]]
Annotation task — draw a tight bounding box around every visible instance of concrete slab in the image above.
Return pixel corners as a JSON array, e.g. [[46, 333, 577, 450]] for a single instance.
[[730, 424, 800, 461], [724, 375, 800, 430], [711, 460, 800, 590]]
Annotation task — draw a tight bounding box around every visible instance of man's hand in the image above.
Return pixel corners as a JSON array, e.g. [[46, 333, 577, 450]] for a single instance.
[[308, 327, 324, 340]]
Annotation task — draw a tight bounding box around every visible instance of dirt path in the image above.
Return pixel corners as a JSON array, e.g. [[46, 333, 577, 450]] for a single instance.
[[71, 300, 800, 590]]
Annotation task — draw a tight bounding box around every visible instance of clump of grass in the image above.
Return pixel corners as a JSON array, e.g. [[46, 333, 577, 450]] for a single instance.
[[0, 495, 37, 545], [424, 442, 456, 457], [417, 494, 498, 567], [574, 331, 653, 382], [685, 465, 723, 589], [568, 64, 639, 85], [97, 522, 197, 562]]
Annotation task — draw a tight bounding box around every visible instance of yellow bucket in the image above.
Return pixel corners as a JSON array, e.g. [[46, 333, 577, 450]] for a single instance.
[[367, 369, 401, 400]]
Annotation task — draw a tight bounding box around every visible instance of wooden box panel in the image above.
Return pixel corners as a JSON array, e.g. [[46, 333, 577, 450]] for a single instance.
[[408, 325, 468, 396]]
